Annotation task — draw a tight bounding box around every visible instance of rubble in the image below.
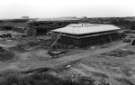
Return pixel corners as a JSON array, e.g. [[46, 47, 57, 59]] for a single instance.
[[0, 17, 134, 85], [0, 46, 14, 61], [100, 49, 135, 57]]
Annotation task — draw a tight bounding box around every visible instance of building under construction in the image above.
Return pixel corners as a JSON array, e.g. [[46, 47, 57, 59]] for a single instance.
[[27, 17, 81, 36], [50, 23, 121, 48]]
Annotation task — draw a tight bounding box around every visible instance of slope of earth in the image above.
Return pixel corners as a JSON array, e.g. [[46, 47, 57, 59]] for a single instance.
[[0, 41, 127, 71], [58, 45, 135, 85], [0, 40, 133, 85]]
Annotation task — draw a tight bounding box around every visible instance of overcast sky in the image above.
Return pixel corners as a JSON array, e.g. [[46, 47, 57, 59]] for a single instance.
[[0, 0, 135, 19]]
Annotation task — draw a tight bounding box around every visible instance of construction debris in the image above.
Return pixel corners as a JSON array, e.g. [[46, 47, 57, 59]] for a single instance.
[[0, 17, 134, 85], [101, 49, 135, 57]]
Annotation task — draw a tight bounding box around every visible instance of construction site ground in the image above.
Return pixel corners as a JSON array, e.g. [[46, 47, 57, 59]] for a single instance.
[[0, 37, 135, 85]]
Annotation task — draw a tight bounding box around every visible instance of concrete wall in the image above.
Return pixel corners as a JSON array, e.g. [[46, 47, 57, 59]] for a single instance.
[[57, 32, 121, 48]]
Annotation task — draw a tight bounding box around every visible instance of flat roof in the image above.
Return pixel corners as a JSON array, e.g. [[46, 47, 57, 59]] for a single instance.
[[51, 23, 120, 35]]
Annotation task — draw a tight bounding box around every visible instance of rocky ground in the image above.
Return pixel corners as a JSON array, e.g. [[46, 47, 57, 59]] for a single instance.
[[0, 38, 134, 85]]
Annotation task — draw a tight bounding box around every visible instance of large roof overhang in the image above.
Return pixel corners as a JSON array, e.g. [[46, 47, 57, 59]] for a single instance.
[[54, 30, 120, 39], [51, 23, 120, 35]]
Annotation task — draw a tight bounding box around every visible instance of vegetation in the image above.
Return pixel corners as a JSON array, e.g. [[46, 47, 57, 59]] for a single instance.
[[0, 70, 96, 85]]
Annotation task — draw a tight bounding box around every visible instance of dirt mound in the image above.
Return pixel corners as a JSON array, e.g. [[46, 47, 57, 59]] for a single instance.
[[101, 49, 135, 57], [0, 69, 95, 85], [0, 48, 14, 61]]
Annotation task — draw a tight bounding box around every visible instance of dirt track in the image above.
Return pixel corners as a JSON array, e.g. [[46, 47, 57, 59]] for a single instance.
[[0, 41, 128, 74], [13, 42, 128, 72]]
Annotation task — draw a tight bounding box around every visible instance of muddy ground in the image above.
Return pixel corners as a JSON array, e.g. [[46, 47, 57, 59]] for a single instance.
[[0, 38, 134, 85]]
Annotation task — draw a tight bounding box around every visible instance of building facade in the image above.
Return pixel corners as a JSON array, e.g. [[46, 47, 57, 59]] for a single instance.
[[50, 23, 121, 48]]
